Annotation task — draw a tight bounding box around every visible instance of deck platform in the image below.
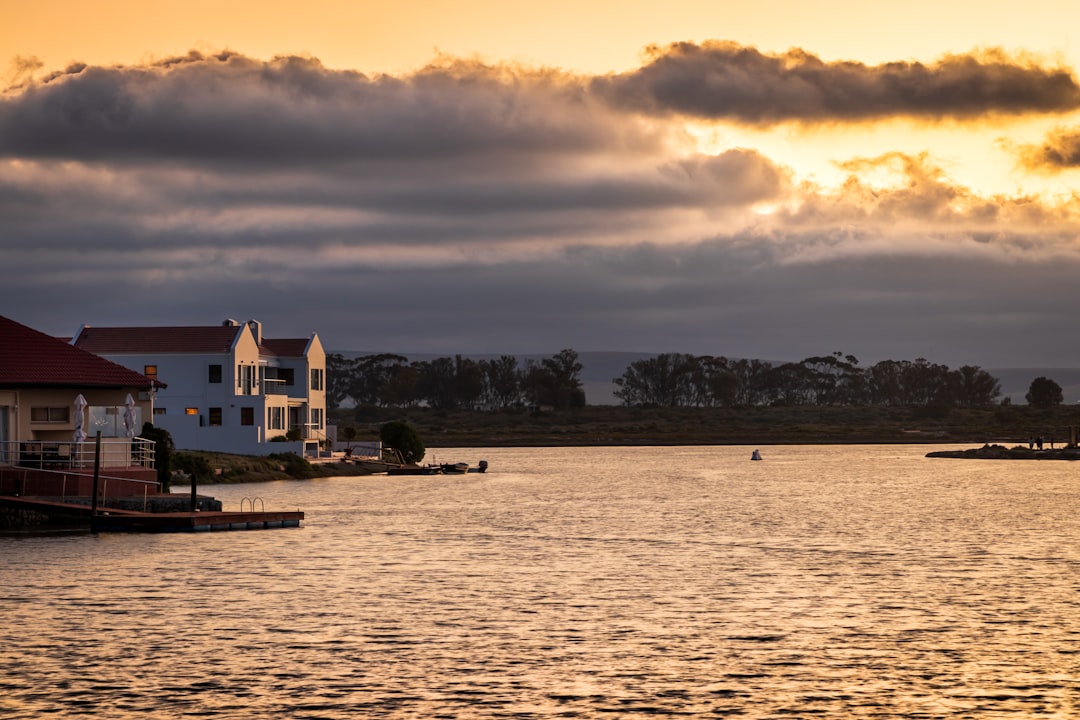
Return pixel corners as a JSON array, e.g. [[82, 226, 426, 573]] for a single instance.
[[90, 509, 304, 533], [0, 496, 303, 533]]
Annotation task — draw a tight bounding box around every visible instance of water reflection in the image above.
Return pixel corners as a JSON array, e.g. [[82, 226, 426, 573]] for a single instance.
[[3, 445, 1080, 717]]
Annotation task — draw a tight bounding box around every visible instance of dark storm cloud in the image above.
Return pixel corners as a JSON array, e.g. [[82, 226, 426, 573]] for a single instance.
[[592, 42, 1080, 124], [5, 48, 1080, 368], [1016, 126, 1080, 169], [0, 51, 656, 165]]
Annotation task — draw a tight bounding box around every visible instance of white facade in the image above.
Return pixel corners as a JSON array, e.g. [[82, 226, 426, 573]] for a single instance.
[[72, 320, 327, 457]]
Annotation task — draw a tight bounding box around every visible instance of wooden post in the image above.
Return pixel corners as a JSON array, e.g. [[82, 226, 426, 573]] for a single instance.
[[190, 466, 197, 512], [91, 432, 102, 516]]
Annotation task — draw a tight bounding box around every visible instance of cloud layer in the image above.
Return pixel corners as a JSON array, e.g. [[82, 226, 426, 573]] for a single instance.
[[4, 45, 1080, 368]]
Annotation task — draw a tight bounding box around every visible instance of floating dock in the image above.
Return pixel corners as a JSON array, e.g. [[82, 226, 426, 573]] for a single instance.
[[0, 496, 303, 533], [90, 509, 304, 533]]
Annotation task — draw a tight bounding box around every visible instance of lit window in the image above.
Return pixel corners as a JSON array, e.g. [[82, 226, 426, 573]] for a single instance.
[[144, 365, 158, 381], [185, 407, 199, 415]]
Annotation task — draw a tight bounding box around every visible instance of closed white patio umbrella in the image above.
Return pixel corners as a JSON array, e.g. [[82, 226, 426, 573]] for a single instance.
[[73, 394, 87, 443], [123, 394, 137, 438]]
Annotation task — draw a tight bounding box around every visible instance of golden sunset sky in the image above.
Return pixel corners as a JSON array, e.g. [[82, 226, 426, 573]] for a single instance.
[[7, 0, 1080, 196], [5, 0, 1080, 372]]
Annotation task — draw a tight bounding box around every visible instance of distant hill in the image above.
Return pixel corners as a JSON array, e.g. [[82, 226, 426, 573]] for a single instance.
[[330, 350, 1080, 406]]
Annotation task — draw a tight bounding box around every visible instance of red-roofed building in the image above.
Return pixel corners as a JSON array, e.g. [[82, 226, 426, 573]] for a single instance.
[[72, 319, 326, 456], [0, 315, 157, 471]]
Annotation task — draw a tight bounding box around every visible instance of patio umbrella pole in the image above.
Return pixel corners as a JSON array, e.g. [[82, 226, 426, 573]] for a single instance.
[[91, 431, 102, 517]]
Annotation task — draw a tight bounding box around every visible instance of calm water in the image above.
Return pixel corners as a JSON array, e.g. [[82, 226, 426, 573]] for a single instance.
[[3, 445, 1080, 718]]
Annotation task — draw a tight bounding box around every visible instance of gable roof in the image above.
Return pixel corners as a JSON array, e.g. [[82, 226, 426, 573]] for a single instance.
[[0, 316, 158, 389], [73, 325, 245, 355], [261, 338, 311, 358]]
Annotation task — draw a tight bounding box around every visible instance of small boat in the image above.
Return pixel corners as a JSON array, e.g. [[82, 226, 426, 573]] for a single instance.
[[467, 460, 489, 474], [388, 464, 443, 475], [439, 462, 470, 474], [351, 448, 410, 474], [751, 449, 762, 461]]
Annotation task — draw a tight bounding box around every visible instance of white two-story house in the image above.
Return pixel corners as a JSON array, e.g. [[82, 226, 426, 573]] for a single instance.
[[72, 319, 326, 457]]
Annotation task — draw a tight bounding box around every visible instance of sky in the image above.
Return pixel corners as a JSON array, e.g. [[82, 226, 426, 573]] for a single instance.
[[5, 0, 1080, 368]]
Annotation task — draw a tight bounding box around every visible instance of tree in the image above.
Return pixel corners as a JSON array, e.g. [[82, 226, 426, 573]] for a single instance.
[[539, 349, 586, 410], [1026, 376, 1063, 408], [951, 365, 1001, 407], [325, 353, 356, 410], [141, 422, 175, 492], [379, 421, 425, 464], [480, 355, 524, 409]]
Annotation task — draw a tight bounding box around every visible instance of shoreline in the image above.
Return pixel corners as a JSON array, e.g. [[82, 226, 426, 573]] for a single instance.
[[926, 444, 1080, 460]]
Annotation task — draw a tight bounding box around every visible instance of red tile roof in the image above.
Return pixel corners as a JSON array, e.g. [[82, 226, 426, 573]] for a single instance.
[[0, 316, 158, 388], [261, 338, 311, 357], [73, 324, 313, 358], [73, 326, 244, 354]]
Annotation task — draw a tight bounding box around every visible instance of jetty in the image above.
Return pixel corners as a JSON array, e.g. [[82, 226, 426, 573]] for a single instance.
[[0, 463, 303, 533]]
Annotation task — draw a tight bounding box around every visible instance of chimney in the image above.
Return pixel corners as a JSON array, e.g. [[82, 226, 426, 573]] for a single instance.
[[247, 319, 262, 344]]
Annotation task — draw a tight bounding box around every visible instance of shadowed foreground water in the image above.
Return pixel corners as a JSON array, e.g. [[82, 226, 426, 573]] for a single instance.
[[3, 445, 1080, 718]]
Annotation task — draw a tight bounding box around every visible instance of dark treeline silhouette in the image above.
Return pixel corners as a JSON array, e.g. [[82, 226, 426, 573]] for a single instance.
[[613, 352, 1002, 408], [328, 349, 1004, 412], [326, 349, 586, 412]]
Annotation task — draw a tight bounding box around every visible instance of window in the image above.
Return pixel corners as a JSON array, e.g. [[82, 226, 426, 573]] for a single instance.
[[238, 364, 255, 395], [310, 368, 324, 391], [281, 368, 295, 386], [310, 407, 324, 430], [185, 407, 199, 415], [208, 407, 222, 426], [154, 407, 166, 415], [268, 407, 285, 430], [208, 364, 222, 383], [144, 365, 158, 382], [30, 407, 70, 423], [241, 407, 254, 426]]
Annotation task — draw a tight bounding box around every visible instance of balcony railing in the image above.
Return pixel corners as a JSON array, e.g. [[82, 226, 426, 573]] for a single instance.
[[0, 438, 156, 470]]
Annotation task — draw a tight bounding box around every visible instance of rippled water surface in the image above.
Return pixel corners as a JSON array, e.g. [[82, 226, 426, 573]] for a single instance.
[[4, 445, 1080, 718]]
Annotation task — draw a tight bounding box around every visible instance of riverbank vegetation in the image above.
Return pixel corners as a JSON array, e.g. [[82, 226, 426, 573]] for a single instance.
[[333, 403, 1080, 448]]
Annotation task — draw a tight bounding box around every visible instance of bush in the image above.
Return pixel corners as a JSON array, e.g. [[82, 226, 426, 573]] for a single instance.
[[141, 422, 175, 492], [268, 452, 316, 478], [173, 452, 215, 484], [379, 420, 425, 464]]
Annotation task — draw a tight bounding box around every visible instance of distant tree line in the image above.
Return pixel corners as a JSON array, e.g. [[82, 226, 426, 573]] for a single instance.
[[326, 349, 586, 412], [612, 352, 1004, 408], [326, 349, 1069, 412]]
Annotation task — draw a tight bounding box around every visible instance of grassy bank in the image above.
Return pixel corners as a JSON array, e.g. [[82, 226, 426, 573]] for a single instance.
[[335, 403, 1080, 448]]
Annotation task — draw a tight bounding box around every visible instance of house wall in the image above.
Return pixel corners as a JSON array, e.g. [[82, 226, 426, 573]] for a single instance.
[[2, 387, 151, 443], [155, 413, 312, 455], [82, 325, 327, 455]]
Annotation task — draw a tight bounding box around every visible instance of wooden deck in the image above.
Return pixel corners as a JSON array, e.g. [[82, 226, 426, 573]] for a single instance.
[[89, 509, 304, 533], [0, 495, 303, 533]]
